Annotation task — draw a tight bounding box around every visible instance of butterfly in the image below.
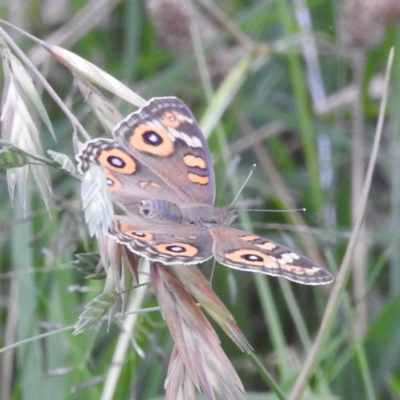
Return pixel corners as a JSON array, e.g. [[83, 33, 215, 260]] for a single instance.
[[76, 97, 333, 285]]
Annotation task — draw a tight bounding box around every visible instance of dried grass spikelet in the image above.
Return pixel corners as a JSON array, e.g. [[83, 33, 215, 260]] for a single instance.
[[0, 38, 53, 213], [340, 0, 400, 49], [146, 0, 245, 82], [44, 43, 146, 108], [151, 262, 251, 400], [78, 162, 139, 281], [72, 187, 140, 334], [73, 237, 139, 334], [79, 164, 114, 238], [75, 77, 123, 132]]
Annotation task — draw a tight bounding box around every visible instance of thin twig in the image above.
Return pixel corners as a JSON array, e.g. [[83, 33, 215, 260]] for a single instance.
[[350, 49, 369, 338]]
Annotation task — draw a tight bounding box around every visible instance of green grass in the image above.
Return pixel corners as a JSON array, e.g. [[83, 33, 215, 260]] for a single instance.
[[1, 1, 400, 399]]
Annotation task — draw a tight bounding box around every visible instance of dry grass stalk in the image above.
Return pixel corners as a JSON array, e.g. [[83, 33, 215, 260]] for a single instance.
[[152, 262, 247, 400]]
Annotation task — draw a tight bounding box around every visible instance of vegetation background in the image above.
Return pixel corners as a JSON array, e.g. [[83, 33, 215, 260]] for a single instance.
[[1, 0, 400, 399]]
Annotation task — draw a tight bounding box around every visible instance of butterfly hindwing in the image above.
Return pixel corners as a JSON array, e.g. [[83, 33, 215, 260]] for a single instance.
[[210, 227, 333, 285], [109, 216, 213, 265]]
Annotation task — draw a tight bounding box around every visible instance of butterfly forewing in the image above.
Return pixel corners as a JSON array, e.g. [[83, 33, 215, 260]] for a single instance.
[[76, 138, 186, 208], [112, 97, 216, 205]]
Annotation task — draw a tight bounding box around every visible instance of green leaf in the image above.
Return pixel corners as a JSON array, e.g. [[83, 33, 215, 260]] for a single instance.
[[0, 147, 29, 169]]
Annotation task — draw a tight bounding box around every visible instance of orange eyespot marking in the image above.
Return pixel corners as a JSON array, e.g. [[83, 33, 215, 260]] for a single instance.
[[155, 242, 198, 257], [104, 172, 122, 191], [97, 149, 137, 174], [240, 235, 260, 242], [118, 222, 153, 241], [183, 154, 207, 169], [187, 172, 209, 185], [161, 110, 184, 128], [255, 242, 277, 251], [130, 123, 174, 156], [224, 249, 277, 267]]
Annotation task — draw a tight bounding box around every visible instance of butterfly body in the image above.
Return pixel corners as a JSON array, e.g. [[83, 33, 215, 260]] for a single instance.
[[140, 199, 237, 227], [77, 97, 333, 285]]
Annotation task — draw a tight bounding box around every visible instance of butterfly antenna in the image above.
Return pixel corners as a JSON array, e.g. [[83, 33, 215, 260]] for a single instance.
[[243, 207, 307, 213], [229, 164, 257, 208]]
